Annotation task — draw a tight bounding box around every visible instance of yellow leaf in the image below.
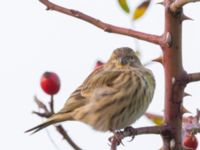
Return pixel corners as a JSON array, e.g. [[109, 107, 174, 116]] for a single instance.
[[144, 112, 165, 125], [118, 0, 130, 13], [133, 0, 151, 20]]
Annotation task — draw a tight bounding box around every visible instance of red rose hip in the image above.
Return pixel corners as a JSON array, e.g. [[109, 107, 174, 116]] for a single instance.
[[40, 72, 60, 95], [183, 134, 198, 150]]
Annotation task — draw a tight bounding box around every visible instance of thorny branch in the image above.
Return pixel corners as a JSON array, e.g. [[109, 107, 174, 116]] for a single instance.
[[38, 0, 165, 46], [110, 125, 171, 150], [170, 0, 200, 12], [33, 96, 81, 150]]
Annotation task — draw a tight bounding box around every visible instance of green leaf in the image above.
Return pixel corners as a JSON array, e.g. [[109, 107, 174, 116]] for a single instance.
[[118, 0, 130, 13], [133, 0, 151, 20]]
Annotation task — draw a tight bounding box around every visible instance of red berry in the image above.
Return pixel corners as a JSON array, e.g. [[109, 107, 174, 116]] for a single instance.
[[183, 134, 198, 150], [94, 60, 104, 70], [40, 72, 60, 95]]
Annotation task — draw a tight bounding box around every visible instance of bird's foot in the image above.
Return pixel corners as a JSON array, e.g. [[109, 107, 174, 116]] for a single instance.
[[124, 126, 137, 142], [108, 130, 124, 146], [108, 126, 137, 146]]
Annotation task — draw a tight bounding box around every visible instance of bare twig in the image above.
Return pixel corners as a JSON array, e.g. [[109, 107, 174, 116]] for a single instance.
[[186, 72, 200, 83], [33, 96, 82, 150], [32, 111, 52, 118], [38, 0, 164, 46], [170, 0, 200, 12], [109, 125, 171, 150], [34, 96, 48, 112], [56, 125, 82, 150], [50, 95, 54, 113]]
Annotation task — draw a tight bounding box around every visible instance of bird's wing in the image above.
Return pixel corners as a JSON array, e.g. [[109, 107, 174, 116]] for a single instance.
[[58, 66, 123, 113], [58, 85, 87, 113], [81, 67, 122, 98]]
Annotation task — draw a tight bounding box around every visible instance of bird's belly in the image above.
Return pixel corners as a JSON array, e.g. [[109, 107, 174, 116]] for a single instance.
[[74, 90, 153, 132], [111, 98, 150, 130]]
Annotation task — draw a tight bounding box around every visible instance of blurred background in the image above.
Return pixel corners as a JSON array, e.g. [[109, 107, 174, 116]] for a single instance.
[[0, 0, 200, 149]]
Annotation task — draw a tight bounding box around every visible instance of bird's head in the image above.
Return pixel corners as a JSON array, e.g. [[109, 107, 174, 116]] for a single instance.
[[107, 47, 142, 68]]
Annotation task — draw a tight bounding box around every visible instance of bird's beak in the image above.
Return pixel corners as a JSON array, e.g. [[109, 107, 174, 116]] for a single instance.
[[119, 56, 127, 65]]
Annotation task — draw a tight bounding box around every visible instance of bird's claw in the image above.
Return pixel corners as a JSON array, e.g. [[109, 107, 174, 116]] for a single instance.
[[124, 126, 136, 142], [109, 131, 124, 146]]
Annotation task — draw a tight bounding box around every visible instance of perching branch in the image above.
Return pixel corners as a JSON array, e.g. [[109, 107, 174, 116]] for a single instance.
[[170, 0, 200, 12], [110, 125, 171, 150], [39, 0, 164, 46], [186, 72, 200, 83]]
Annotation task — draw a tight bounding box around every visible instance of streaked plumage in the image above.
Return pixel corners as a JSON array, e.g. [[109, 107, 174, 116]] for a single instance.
[[26, 47, 155, 133]]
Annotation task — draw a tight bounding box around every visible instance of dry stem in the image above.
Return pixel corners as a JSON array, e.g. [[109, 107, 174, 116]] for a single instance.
[[39, 0, 164, 46]]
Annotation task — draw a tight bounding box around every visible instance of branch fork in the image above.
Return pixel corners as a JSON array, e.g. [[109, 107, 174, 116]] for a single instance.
[[33, 96, 81, 150]]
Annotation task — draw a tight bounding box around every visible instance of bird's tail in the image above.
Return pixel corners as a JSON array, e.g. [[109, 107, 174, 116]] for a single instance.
[[25, 113, 72, 134]]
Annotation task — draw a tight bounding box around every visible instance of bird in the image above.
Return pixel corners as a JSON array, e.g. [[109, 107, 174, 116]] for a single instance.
[[25, 47, 155, 134]]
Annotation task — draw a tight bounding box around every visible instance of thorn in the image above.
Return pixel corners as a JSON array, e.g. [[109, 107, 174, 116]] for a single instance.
[[181, 14, 193, 21], [152, 56, 163, 64], [181, 106, 191, 114], [184, 92, 192, 97]]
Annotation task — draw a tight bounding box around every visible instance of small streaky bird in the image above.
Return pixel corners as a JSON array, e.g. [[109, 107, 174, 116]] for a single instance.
[[26, 47, 155, 134]]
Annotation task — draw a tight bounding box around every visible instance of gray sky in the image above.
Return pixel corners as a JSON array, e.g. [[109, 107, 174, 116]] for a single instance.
[[0, 0, 200, 150]]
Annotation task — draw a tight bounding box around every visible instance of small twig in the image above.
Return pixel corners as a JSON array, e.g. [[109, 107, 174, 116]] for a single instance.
[[170, 0, 200, 12], [50, 95, 54, 113], [33, 96, 82, 150], [186, 72, 200, 83], [38, 0, 164, 46], [56, 125, 82, 150], [34, 96, 49, 112], [109, 125, 171, 150], [32, 111, 52, 118]]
